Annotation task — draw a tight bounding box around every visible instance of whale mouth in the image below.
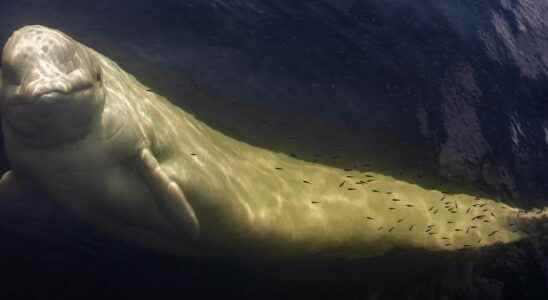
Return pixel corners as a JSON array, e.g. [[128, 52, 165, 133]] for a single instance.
[[9, 82, 95, 107], [34, 91, 70, 105], [3, 80, 101, 146]]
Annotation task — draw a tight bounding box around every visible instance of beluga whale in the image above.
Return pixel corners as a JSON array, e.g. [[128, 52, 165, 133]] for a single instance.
[[0, 25, 545, 262]]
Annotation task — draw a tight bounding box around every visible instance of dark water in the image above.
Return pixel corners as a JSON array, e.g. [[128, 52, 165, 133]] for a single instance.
[[1, 1, 547, 299]]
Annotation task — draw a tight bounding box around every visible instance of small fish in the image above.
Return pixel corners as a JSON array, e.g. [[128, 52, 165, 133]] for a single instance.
[[366, 216, 375, 220], [428, 206, 434, 211], [339, 181, 346, 187], [466, 208, 471, 214], [311, 201, 321, 204], [289, 153, 298, 158], [190, 153, 198, 156], [447, 221, 454, 224], [347, 188, 356, 191], [397, 219, 404, 223], [491, 212, 496, 217], [463, 244, 472, 247], [275, 167, 283, 170], [470, 226, 477, 229], [385, 192, 392, 195], [428, 232, 436, 235], [372, 189, 380, 193], [488, 231, 498, 237], [365, 175, 375, 178], [346, 175, 354, 178], [445, 243, 452, 246], [466, 227, 470, 234], [388, 227, 395, 232], [408, 225, 414, 231], [427, 225, 436, 228], [433, 209, 439, 214], [405, 204, 414, 208], [454, 229, 461, 232], [442, 237, 449, 240], [483, 220, 490, 223], [392, 198, 401, 202], [303, 180, 312, 184], [389, 207, 396, 210], [377, 226, 384, 231]]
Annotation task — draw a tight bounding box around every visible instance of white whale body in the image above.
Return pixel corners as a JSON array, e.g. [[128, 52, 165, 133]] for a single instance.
[[0, 25, 545, 261]]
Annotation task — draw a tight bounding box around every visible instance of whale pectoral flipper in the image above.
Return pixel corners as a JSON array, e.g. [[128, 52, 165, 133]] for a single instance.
[[138, 148, 200, 240], [0, 171, 24, 200]]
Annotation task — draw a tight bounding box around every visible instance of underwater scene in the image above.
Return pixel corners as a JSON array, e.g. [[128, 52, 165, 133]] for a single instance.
[[0, 1, 547, 299]]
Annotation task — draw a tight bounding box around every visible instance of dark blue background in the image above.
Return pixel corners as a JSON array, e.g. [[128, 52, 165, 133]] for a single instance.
[[0, 1, 547, 299]]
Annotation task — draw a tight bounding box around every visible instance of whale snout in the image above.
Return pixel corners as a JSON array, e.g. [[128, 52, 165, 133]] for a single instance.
[[3, 68, 98, 124], [22, 78, 72, 104], [13, 72, 94, 106], [36, 91, 67, 104]]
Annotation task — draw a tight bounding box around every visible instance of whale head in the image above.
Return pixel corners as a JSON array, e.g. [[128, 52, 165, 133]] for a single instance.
[[0, 25, 105, 146]]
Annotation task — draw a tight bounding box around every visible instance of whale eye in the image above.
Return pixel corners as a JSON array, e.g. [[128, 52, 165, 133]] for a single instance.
[[96, 72, 102, 82]]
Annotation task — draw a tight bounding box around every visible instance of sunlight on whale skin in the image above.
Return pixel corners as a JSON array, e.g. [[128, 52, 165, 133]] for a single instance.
[[0, 25, 546, 262]]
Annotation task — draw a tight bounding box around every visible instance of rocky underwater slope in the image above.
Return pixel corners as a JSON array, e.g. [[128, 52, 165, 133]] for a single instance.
[[0, 1, 547, 299]]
